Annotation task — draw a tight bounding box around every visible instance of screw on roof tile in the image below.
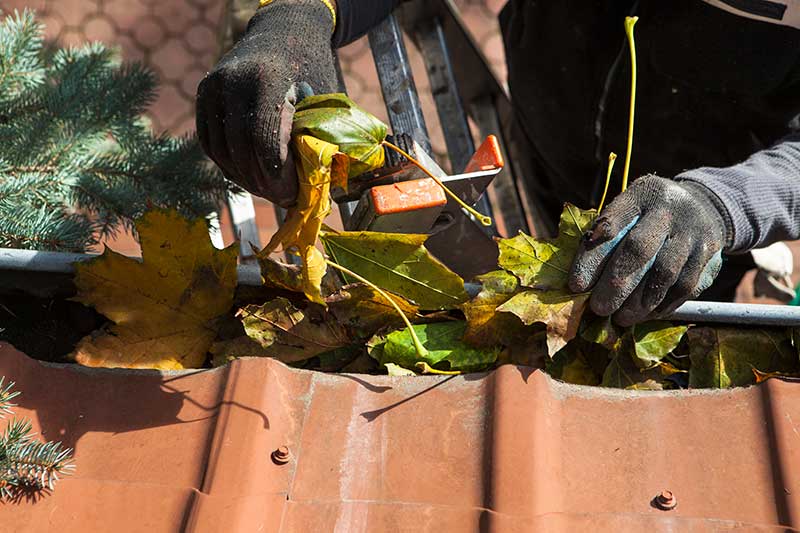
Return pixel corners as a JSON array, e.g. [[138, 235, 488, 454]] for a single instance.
[[271, 446, 290, 465], [653, 490, 677, 511]]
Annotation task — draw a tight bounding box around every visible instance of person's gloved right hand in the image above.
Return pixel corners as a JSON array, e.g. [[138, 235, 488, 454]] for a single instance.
[[196, 0, 338, 207], [569, 175, 731, 326]]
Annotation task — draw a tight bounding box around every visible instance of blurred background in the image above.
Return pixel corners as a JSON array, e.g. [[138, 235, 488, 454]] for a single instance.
[[3, 0, 795, 303]]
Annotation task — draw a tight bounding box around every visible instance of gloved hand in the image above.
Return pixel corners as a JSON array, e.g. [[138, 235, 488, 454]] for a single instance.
[[196, 0, 338, 207], [569, 175, 731, 326]]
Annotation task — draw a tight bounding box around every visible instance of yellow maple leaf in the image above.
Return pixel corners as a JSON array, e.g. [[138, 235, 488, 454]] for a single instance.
[[261, 134, 346, 304], [71, 209, 239, 370]]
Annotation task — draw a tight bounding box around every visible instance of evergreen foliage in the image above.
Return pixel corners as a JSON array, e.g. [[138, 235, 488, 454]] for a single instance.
[[0, 377, 74, 500], [0, 9, 234, 252]]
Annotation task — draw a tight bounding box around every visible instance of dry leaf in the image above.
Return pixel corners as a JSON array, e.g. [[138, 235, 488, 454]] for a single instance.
[[213, 297, 349, 366], [497, 289, 590, 356], [688, 327, 799, 388], [260, 135, 341, 304], [602, 333, 680, 389], [460, 270, 526, 348], [497, 204, 596, 290], [72, 209, 238, 369], [546, 338, 608, 386], [259, 94, 389, 304], [326, 283, 419, 340]]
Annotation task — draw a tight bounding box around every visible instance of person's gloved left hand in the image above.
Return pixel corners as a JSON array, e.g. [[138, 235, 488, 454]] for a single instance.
[[569, 175, 731, 326]]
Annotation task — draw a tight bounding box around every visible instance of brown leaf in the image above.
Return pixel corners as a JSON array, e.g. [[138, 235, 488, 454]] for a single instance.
[[326, 283, 418, 340], [213, 297, 349, 366], [461, 270, 526, 348], [602, 333, 681, 389], [546, 338, 609, 385], [497, 289, 590, 356]]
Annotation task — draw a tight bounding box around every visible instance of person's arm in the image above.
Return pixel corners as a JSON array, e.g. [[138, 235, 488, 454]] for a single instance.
[[675, 136, 800, 253], [568, 137, 800, 326], [196, 0, 400, 207]]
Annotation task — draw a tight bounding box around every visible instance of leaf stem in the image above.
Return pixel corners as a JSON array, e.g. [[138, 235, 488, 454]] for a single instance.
[[381, 140, 493, 227], [598, 152, 617, 214], [415, 362, 461, 375], [621, 16, 638, 193], [324, 258, 429, 358]]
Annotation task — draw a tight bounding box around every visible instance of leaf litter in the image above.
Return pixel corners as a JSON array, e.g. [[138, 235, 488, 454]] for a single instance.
[[62, 62, 800, 386]]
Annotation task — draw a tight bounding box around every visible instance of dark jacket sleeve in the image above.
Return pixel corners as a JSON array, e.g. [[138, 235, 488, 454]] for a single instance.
[[332, 0, 403, 48], [676, 135, 800, 253]]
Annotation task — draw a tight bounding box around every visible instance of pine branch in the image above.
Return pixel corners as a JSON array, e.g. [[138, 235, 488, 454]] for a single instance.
[[0, 377, 75, 501], [0, 10, 233, 252], [0, 10, 46, 102], [0, 377, 19, 418]]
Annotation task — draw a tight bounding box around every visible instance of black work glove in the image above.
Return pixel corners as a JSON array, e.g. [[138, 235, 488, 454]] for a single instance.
[[196, 0, 338, 207], [569, 175, 731, 327]]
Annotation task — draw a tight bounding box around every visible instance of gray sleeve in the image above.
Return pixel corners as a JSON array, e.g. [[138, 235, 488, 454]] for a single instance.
[[675, 135, 800, 254]]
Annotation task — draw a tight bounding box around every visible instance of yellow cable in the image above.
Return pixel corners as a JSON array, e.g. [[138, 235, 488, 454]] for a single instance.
[[382, 140, 493, 227], [598, 152, 617, 214], [259, 0, 336, 32], [621, 16, 638, 193]]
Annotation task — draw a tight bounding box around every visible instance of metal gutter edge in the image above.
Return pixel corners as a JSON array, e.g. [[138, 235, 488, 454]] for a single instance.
[[4, 248, 800, 325], [0, 247, 263, 286]]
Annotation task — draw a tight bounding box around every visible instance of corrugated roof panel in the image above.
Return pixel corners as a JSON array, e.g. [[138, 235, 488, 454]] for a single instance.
[[1, 343, 799, 532]]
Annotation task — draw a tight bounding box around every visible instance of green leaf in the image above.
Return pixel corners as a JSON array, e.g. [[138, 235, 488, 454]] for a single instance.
[[460, 270, 527, 348], [688, 327, 800, 388], [498, 204, 596, 290], [581, 316, 622, 350], [632, 321, 689, 368], [320, 228, 469, 310], [326, 283, 419, 340], [293, 93, 388, 177], [370, 322, 499, 373], [496, 289, 590, 356], [385, 363, 416, 376], [602, 333, 681, 389], [212, 297, 349, 366]]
